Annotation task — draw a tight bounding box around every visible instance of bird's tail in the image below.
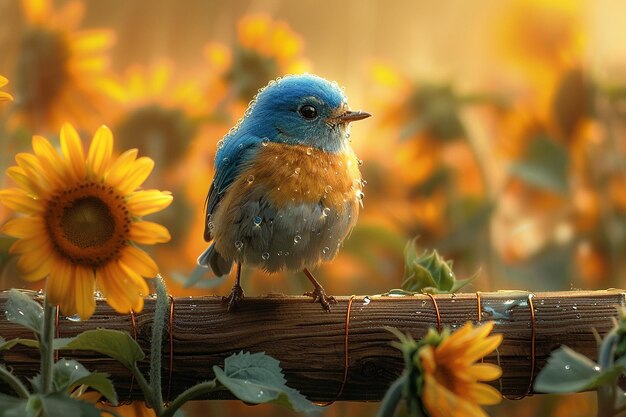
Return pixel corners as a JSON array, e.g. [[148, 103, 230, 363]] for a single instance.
[[197, 243, 233, 277]]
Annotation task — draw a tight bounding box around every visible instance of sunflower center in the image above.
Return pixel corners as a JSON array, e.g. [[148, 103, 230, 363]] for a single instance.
[[225, 48, 280, 101], [116, 105, 196, 171], [46, 182, 131, 268], [15, 28, 70, 112], [61, 197, 115, 247]]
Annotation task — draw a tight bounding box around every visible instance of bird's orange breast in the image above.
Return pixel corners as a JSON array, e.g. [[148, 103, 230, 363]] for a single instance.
[[238, 142, 362, 212]]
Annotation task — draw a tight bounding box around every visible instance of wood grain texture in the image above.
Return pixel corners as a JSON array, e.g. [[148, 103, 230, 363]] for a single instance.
[[0, 290, 624, 402]]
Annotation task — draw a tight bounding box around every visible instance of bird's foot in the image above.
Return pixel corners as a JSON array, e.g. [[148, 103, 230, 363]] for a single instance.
[[304, 286, 337, 312], [222, 284, 245, 311]]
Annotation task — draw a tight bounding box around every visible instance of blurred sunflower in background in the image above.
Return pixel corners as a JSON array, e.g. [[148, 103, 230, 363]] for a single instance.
[[361, 63, 492, 284], [0, 76, 13, 102], [202, 13, 311, 114], [484, 0, 619, 293], [109, 61, 226, 295], [10, 0, 122, 133], [0, 123, 172, 319], [113, 62, 205, 177]]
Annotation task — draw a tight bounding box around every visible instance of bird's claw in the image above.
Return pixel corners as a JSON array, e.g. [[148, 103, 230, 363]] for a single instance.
[[223, 284, 245, 311], [304, 287, 337, 312]]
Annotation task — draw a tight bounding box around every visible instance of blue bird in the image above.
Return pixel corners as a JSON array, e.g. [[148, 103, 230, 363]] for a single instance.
[[198, 74, 370, 311]]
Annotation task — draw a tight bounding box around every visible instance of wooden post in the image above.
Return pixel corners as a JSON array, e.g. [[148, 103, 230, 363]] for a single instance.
[[0, 290, 624, 402]]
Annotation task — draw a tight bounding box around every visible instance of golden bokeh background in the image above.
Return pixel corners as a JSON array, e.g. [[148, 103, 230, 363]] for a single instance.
[[2, 0, 626, 415]]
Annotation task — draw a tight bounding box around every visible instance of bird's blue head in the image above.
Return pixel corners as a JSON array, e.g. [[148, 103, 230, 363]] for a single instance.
[[235, 74, 370, 153]]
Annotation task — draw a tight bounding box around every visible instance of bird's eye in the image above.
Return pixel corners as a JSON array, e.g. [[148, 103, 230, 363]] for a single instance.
[[299, 105, 318, 120]]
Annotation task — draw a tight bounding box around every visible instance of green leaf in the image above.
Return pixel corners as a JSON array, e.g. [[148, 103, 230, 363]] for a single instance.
[[0, 393, 28, 417], [64, 329, 144, 370], [5, 289, 43, 334], [449, 275, 479, 293], [52, 359, 117, 405], [40, 392, 102, 417], [0, 337, 74, 352], [510, 136, 569, 195], [0, 338, 39, 351], [213, 351, 319, 415], [534, 346, 623, 393], [401, 83, 466, 142]]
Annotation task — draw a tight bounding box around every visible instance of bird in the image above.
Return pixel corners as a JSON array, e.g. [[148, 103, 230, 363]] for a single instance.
[[197, 74, 370, 311]]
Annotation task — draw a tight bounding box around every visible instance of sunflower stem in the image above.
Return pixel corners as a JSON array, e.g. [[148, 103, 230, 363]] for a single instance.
[[161, 380, 219, 417], [377, 373, 406, 417], [39, 299, 56, 394], [132, 363, 163, 415], [149, 275, 169, 411]]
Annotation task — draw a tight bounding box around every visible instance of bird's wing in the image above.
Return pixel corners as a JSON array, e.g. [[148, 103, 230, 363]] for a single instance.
[[203, 134, 260, 241]]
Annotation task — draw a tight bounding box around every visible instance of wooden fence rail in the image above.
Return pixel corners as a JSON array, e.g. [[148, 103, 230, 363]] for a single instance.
[[0, 290, 624, 402]]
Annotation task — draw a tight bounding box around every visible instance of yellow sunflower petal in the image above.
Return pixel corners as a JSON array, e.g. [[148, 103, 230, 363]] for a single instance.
[[127, 190, 173, 216], [32, 135, 69, 188], [463, 334, 504, 364], [418, 345, 437, 374], [9, 235, 49, 254], [14, 238, 51, 265], [15, 153, 53, 196], [97, 262, 135, 313], [467, 383, 502, 406], [439, 322, 497, 363], [21, 259, 53, 281], [0, 92, 13, 102], [465, 363, 503, 382], [21, 0, 51, 24], [79, 391, 102, 403], [74, 266, 96, 320], [118, 261, 149, 309], [116, 157, 154, 194], [6, 167, 39, 196], [0, 76, 7, 88], [464, 321, 495, 343], [129, 221, 171, 244], [46, 259, 73, 309], [2, 217, 44, 238], [71, 30, 115, 53], [58, 265, 81, 317], [87, 125, 113, 178], [131, 294, 144, 313], [17, 247, 54, 282], [119, 245, 158, 277], [0, 189, 44, 214], [105, 148, 138, 186], [60, 123, 86, 180], [422, 374, 489, 417], [437, 321, 475, 358]]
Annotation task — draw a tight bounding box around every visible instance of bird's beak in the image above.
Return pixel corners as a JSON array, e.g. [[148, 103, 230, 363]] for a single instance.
[[331, 110, 371, 123]]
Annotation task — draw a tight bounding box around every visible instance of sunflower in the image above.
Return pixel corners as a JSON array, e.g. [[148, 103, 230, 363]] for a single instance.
[[203, 14, 311, 105], [0, 123, 172, 319], [495, 0, 585, 73], [113, 62, 204, 175], [418, 322, 503, 417], [12, 0, 122, 132], [0, 76, 13, 101]]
